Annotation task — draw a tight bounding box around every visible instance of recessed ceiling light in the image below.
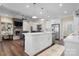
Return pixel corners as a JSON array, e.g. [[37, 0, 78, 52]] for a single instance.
[[40, 12, 42, 14], [64, 11, 67, 14], [41, 19, 45, 21], [26, 5, 30, 8], [59, 3, 63, 7], [32, 16, 37, 19]]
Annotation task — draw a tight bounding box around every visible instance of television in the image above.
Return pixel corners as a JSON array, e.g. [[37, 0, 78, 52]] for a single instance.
[[14, 21, 23, 26]]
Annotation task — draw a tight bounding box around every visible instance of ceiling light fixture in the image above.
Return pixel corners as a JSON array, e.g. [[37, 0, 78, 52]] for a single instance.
[[33, 3, 36, 5], [59, 3, 63, 7], [40, 12, 42, 14], [32, 16, 37, 19], [26, 5, 30, 8], [41, 7, 44, 10], [41, 19, 45, 21]]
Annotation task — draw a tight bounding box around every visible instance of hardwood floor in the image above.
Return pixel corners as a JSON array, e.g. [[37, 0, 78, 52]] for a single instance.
[[0, 40, 28, 56], [0, 39, 65, 56]]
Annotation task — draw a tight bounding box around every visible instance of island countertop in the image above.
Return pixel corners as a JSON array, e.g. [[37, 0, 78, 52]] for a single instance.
[[22, 31, 55, 34]]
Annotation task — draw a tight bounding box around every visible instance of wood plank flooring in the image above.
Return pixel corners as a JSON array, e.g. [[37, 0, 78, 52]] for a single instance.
[[0, 39, 65, 56], [0, 40, 28, 56]]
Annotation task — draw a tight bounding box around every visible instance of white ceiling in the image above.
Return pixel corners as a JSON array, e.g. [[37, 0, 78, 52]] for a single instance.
[[0, 3, 79, 20]]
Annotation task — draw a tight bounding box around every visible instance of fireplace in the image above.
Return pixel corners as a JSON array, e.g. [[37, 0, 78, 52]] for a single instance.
[[15, 31, 20, 36]]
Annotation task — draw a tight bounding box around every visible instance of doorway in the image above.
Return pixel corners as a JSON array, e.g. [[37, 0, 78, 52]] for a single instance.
[[51, 24, 60, 40]]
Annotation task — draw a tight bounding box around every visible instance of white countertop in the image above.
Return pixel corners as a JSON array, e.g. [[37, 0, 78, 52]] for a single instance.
[[64, 33, 79, 43], [22, 32, 55, 35]]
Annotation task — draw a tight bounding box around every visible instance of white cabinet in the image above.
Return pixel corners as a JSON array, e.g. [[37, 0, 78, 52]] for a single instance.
[[23, 32, 54, 56]]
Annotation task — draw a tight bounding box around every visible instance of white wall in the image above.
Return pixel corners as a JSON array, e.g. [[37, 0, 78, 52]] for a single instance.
[[23, 20, 30, 31], [73, 16, 79, 33], [23, 20, 45, 32], [61, 16, 74, 37], [1, 17, 13, 23]]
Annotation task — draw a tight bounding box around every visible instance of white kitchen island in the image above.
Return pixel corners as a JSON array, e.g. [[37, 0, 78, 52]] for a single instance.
[[23, 32, 55, 56]]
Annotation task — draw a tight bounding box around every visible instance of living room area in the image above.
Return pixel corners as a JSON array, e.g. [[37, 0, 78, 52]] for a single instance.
[[0, 16, 26, 56], [0, 16, 23, 41]]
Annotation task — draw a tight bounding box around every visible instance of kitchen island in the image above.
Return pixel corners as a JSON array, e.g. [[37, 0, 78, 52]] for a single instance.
[[64, 32, 79, 56], [23, 32, 55, 56]]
